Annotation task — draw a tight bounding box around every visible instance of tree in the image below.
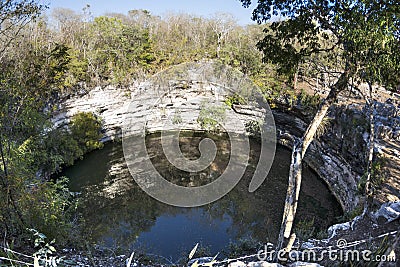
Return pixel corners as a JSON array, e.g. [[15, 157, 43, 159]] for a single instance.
[[51, 7, 83, 46], [239, 0, 400, 255], [84, 15, 155, 85], [0, 0, 44, 58], [0, 0, 46, 233], [0, 1, 85, 242], [210, 13, 237, 58]]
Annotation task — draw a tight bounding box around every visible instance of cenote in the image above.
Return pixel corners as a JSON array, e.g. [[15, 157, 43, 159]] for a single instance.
[[61, 131, 342, 261]]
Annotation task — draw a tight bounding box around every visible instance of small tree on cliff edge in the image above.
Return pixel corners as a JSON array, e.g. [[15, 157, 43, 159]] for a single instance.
[[239, 0, 399, 255]]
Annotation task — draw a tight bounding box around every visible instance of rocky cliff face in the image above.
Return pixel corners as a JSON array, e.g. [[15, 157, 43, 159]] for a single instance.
[[325, 96, 400, 205], [52, 86, 134, 142], [52, 83, 400, 212], [273, 109, 360, 212], [371, 100, 400, 204]]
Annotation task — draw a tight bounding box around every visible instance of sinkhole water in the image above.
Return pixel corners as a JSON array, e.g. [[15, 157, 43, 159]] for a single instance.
[[61, 131, 342, 260]]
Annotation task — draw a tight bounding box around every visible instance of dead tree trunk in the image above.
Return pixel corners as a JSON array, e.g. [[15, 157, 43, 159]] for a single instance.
[[276, 70, 350, 255], [362, 83, 376, 216]]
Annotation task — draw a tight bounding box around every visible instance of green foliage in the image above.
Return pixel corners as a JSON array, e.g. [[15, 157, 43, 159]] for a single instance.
[[23, 177, 77, 244], [29, 228, 56, 256], [358, 156, 388, 194], [64, 48, 89, 87], [172, 109, 183, 124], [217, 25, 266, 75], [240, 0, 400, 91], [251, 68, 291, 108], [298, 89, 321, 112], [85, 16, 155, 85], [0, 229, 69, 267], [70, 112, 104, 153], [7, 40, 72, 98], [197, 102, 226, 132], [1, 0, 397, 256], [21, 131, 80, 177], [14, 112, 103, 179], [0, 173, 77, 247], [294, 218, 315, 241], [27, 228, 71, 267], [245, 119, 263, 137], [0, 5, 81, 247], [224, 93, 245, 108]]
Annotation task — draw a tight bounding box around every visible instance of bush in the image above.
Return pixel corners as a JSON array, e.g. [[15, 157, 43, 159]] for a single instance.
[[2, 113, 104, 246], [21, 177, 78, 246], [358, 156, 388, 194], [245, 119, 263, 137], [70, 112, 104, 153], [224, 93, 245, 108], [298, 89, 321, 112], [31, 129, 83, 174], [172, 109, 183, 124], [197, 101, 226, 132]]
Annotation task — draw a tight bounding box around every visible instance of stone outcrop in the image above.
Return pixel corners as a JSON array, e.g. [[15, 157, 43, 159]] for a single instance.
[[326, 96, 400, 204], [373, 201, 400, 224], [52, 86, 135, 142], [273, 109, 360, 212]]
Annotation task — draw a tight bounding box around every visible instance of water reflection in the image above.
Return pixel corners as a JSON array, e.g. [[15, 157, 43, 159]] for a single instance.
[[63, 132, 342, 260]]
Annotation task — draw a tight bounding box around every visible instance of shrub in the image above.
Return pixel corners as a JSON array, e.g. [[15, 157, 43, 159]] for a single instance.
[[224, 93, 245, 108], [31, 129, 83, 174], [245, 119, 263, 138], [358, 156, 388, 194], [70, 112, 104, 153], [294, 218, 315, 241], [172, 109, 183, 124], [197, 101, 226, 132], [22, 177, 78, 245]]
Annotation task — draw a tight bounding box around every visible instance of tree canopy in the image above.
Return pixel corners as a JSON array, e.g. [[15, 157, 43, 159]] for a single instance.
[[240, 0, 400, 91]]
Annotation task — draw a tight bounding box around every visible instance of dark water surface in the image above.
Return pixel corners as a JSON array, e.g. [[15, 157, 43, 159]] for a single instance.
[[62, 132, 342, 260]]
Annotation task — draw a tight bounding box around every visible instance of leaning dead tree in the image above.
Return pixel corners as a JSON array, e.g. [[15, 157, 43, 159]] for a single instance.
[[239, 0, 400, 257], [357, 83, 377, 216]]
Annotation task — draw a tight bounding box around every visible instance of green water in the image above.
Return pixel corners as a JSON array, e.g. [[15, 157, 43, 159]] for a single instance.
[[62, 132, 342, 260]]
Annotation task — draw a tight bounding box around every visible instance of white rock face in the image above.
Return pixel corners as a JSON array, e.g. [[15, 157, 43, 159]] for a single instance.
[[288, 262, 323, 267], [327, 221, 351, 238], [53, 82, 268, 140], [52, 86, 135, 142], [373, 201, 400, 223], [244, 261, 284, 267]]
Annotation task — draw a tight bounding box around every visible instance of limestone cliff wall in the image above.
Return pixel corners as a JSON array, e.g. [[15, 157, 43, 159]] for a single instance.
[[52, 84, 400, 212]]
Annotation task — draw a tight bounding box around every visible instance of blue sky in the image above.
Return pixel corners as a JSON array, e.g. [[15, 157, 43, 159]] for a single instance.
[[45, 0, 258, 25]]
